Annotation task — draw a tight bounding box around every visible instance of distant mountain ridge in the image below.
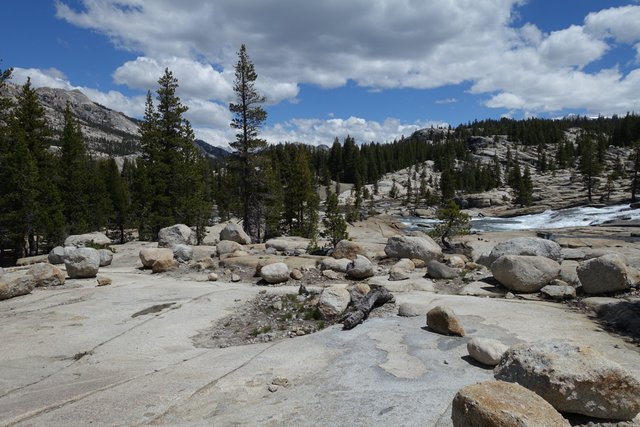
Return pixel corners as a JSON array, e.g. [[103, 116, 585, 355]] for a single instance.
[[1, 82, 229, 162]]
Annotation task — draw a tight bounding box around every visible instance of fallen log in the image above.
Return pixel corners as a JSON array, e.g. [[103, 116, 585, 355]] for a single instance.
[[342, 286, 394, 330]]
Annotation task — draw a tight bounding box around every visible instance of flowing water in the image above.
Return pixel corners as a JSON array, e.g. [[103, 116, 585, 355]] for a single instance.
[[403, 204, 640, 232]]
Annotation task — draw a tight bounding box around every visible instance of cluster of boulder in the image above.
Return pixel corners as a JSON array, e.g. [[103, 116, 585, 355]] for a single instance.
[[48, 232, 114, 278], [0, 232, 114, 300], [419, 303, 640, 424]]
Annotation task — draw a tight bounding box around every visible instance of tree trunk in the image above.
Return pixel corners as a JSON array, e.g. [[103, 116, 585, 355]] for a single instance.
[[342, 286, 394, 330]]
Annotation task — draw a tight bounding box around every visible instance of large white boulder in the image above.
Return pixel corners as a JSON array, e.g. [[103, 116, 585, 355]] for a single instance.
[[260, 262, 290, 284], [466, 337, 508, 366], [577, 254, 630, 294], [64, 247, 100, 278], [98, 249, 113, 267], [495, 340, 640, 420], [158, 224, 195, 248], [483, 237, 562, 266], [345, 255, 374, 280], [318, 287, 351, 318], [64, 232, 111, 248], [219, 223, 251, 245], [491, 255, 560, 293], [384, 235, 442, 262]]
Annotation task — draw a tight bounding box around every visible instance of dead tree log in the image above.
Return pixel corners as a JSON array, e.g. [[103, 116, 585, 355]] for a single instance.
[[342, 286, 394, 330]]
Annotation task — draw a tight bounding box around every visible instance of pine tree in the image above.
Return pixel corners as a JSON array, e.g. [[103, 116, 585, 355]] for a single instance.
[[518, 166, 534, 206], [137, 69, 211, 239], [321, 190, 348, 247], [59, 103, 90, 234], [631, 142, 640, 203], [229, 44, 267, 242], [429, 200, 470, 250], [8, 79, 64, 254], [579, 135, 602, 202], [103, 158, 131, 244]]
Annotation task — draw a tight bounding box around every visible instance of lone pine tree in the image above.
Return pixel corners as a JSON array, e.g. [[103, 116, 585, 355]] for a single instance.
[[229, 44, 267, 242]]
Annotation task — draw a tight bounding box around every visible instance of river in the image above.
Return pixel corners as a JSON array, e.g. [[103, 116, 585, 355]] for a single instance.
[[403, 203, 640, 232]]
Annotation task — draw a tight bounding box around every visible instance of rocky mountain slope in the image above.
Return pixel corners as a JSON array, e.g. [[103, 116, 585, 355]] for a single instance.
[[1, 82, 141, 156], [1, 83, 229, 163]]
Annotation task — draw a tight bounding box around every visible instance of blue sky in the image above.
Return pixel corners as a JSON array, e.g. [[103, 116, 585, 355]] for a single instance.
[[3, 1, 640, 147]]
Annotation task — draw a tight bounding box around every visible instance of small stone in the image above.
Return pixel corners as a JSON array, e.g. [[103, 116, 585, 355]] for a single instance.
[[466, 337, 509, 366], [296, 330, 306, 336], [322, 270, 341, 279], [208, 273, 218, 281], [540, 284, 576, 301], [426, 305, 465, 336], [231, 274, 241, 282], [290, 269, 303, 280], [272, 376, 290, 387], [505, 292, 516, 299], [272, 301, 283, 310], [96, 276, 112, 287], [353, 282, 370, 296], [267, 384, 278, 393]]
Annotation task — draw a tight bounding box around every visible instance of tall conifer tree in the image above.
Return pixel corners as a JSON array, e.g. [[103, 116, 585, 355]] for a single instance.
[[229, 44, 267, 242]]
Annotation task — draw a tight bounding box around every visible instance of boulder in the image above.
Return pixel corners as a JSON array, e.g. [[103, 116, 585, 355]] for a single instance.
[[426, 305, 465, 336], [98, 249, 113, 267], [157, 224, 195, 248], [219, 223, 251, 245], [466, 337, 508, 366], [577, 254, 630, 294], [64, 248, 100, 278], [64, 232, 111, 248], [139, 248, 173, 269], [332, 240, 366, 260], [152, 258, 178, 273], [48, 246, 70, 265], [318, 286, 351, 318], [540, 284, 576, 301], [494, 341, 640, 420], [345, 255, 374, 280], [216, 240, 243, 257], [483, 237, 562, 266], [320, 257, 351, 273], [260, 262, 290, 284], [451, 380, 569, 427], [393, 258, 416, 271], [388, 267, 410, 281], [0, 276, 35, 300], [426, 260, 458, 279], [172, 244, 194, 263], [265, 237, 309, 252], [490, 255, 560, 293], [398, 303, 427, 317], [384, 235, 442, 262], [27, 263, 65, 287], [16, 255, 50, 267]]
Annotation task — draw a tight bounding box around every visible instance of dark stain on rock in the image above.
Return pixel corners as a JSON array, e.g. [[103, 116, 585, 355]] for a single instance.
[[132, 302, 176, 318]]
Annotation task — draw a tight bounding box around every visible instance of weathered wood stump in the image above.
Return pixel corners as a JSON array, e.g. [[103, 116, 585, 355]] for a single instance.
[[342, 286, 394, 330]]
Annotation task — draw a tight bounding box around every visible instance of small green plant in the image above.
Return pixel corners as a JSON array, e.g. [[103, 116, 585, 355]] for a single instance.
[[429, 200, 470, 250]]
